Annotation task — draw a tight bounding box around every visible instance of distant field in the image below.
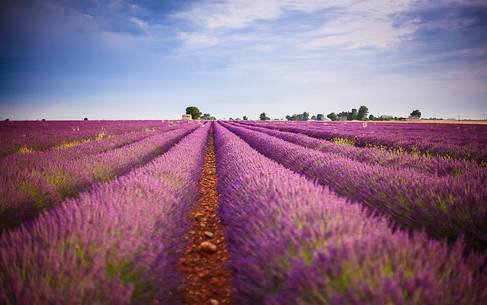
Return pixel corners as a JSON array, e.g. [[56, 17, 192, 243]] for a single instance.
[[1, 120, 486, 304]]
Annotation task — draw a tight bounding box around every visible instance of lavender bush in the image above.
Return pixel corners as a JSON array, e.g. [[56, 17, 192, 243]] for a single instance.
[[0, 120, 180, 157], [0, 124, 210, 305], [214, 122, 487, 305], [0, 124, 198, 230], [0, 122, 188, 179], [239, 121, 487, 163], [222, 122, 487, 251], [232, 122, 486, 179]]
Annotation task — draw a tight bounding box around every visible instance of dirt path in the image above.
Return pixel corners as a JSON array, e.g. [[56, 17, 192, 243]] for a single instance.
[[178, 127, 233, 305]]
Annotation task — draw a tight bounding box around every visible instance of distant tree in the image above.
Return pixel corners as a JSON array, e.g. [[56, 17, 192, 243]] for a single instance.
[[260, 112, 270, 121], [341, 112, 348, 120], [201, 113, 216, 120], [316, 114, 325, 121], [84, 117, 88, 121], [41, 118, 46, 122], [5, 118, 10, 122], [410, 109, 421, 118], [186, 106, 202, 120], [243, 116, 248, 120], [311, 115, 317, 120], [285, 114, 297, 121], [285, 112, 310, 121], [327, 112, 338, 121], [348, 108, 358, 120], [368, 114, 376, 120], [357, 106, 369, 120]]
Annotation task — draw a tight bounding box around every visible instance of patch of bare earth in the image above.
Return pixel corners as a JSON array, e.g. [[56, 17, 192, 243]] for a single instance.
[[178, 128, 233, 305]]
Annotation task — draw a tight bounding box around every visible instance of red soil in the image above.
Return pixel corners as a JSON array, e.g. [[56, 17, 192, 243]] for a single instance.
[[178, 129, 233, 305]]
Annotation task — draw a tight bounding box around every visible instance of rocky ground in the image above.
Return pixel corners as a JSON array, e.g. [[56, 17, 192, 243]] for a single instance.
[[178, 130, 233, 305]]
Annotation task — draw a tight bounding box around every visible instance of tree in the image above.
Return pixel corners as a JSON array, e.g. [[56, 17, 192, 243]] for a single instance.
[[316, 114, 325, 121], [349, 108, 358, 120], [185, 106, 202, 120], [84, 117, 88, 121], [311, 115, 317, 120], [243, 116, 248, 120], [369, 114, 376, 120], [357, 106, 369, 120], [327, 112, 338, 121], [301, 112, 310, 121], [338, 112, 349, 120], [201, 113, 216, 120], [410, 109, 421, 118], [260, 112, 270, 120]]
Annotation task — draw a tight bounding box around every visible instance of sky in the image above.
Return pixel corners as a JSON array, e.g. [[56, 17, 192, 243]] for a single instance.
[[1, 0, 487, 120]]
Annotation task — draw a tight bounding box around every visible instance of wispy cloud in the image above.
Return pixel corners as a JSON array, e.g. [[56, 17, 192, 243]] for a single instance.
[[298, 17, 417, 50], [173, 0, 416, 51], [174, 0, 282, 30], [168, 0, 487, 85]]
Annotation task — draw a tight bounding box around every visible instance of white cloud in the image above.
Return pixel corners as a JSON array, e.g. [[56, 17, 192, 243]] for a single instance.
[[300, 17, 418, 50], [178, 32, 220, 50], [174, 0, 282, 30], [173, 0, 419, 52], [129, 17, 148, 29]]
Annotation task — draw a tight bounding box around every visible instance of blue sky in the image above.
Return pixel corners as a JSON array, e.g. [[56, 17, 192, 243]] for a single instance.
[[1, 0, 486, 120]]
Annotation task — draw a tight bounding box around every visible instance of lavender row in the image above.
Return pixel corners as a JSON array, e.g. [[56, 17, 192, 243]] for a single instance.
[[231, 122, 486, 179], [0, 124, 198, 230], [0, 123, 209, 305], [214, 123, 487, 305], [0, 120, 187, 157], [280, 121, 487, 162], [302, 120, 487, 150], [222, 122, 487, 251], [0, 124, 185, 171], [240, 121, 487, 163]]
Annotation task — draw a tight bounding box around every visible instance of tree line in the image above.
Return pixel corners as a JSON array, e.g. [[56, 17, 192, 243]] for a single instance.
[[324, 107, 421, 121], [186, 105, 422, 121]]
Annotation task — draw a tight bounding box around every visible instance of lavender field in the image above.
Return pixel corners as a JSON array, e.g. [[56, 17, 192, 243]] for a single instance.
[[1, 120, 487, 305]]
